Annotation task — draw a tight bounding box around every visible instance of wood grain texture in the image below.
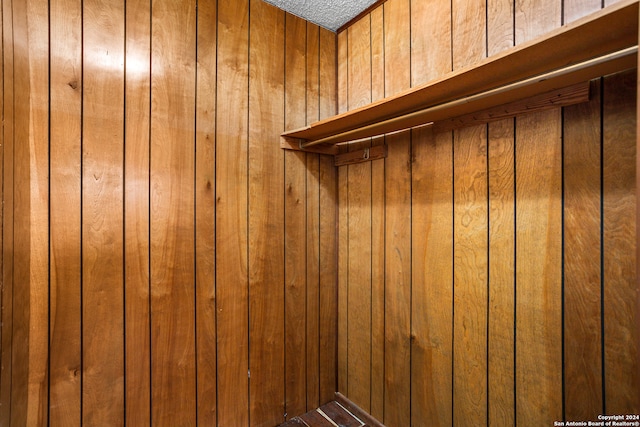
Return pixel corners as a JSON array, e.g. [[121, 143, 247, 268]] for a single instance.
[[487, 118, 515, 426], [0, 3, 13, 424], [10, 1, 32, 419], [346, 158, 372, 412], [346, 16, 373, 153], [384, 2, 412, 426], [11, 0, 50, 424], [487, 1, 515, 424], [248, 2, 285, 425], [319, 152, 338, 406], [284, 13, 308, 420], [370, 7, 385, 105], [306, 24, 321, 411], [453, 125, 488, 426], [409, 0, 454, 423], [306, 151, 321, 410], [563, 79, 603, 420], [318, 26, 338, 406], [3, 1, 339, 425], [124, 0, 151, 423], [25, 0, 50, 420], [488, 0, 514, 55], [49, 0, 82, 423], [346, 13, 372, 413], [515, 1, 563, 425], [337, 28, 349, 397], [150, 0, 197, 423], [383, 0, 411, 97], [82, 0, 125, 423], [195, 0, 217, 423], [515, 109, 563, 425], [564, 0, 601, 23], [603, 70, 638, 415], [0, 1, 14, 422], [515, 0, 561, 45], [381, 2, 413, 424], [369, 6, 385, 421], [451, 0, 488, 421], [411, 127, 454, 427], [348, 17, 372, 112], [216, 0, 250, 424], [453, 0, 486, 70], [411, 0, 452, 86]]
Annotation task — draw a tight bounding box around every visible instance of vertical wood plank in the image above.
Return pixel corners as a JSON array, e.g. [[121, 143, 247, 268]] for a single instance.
[[0, 1, 14, 422], [410, 0, 453, 424], [49, 0, 82, 422], [383, 1, 412, 426], [487, 0, 515, 424], [248, 2, 285, 425], [346, 14, 372, 414], [515, 2, 562, 425], [10, 1, 31, 419], [515, 0, 560, 45], [337, 28, 349, 397], [453, 126, 488, 426], [346, 158, 372, 412], [487, 119, 515, 426], [383, 0, 411, 98], [347, 18, 372, 111], [306, 23, 321, 411], [337, 29, 348, 117], [284, 13, 308, 421], [82, 0, 125, 423], [306, 152, 321, 410], [216, 1, 250, 424], [124, 0, 151, 423], [452, 0, 486, 70], [603, 70, 638, 415], [195, 0, 217, 423], [26, 0, 50, 420], [337, 161, 349, 396], [150, 0, 197, 423], [411, 127, 454, 427], [564, 0, 601, 23], [318, 151, 338, 404], [515, 109, 563, 425], [11, 0, 49, 423], [487, 0, 514, 56], [410, 0, 452, 87], [370, 6, 385, 421], [563, 80, 603, 420], [318, 26, 338, 406], [451, 0, 488, 421]]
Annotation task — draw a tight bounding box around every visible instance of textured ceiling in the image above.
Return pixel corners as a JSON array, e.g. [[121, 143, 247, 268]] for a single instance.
[[262, 0, 379, 31]]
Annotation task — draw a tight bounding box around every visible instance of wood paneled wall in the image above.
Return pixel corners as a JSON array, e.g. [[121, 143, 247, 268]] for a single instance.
[[0, 0, 337, 425], [337, 0, 638, 426], [2, 0, 638, 426]]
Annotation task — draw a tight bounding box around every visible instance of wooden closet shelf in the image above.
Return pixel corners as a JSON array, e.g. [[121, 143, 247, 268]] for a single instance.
[[281, 0, 638, 154]]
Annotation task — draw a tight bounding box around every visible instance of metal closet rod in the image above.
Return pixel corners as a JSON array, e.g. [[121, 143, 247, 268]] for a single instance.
[[300, 45, 638, 149]]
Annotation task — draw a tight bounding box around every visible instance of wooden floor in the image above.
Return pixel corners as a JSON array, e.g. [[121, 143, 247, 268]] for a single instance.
[[280, 401, 369, 427]]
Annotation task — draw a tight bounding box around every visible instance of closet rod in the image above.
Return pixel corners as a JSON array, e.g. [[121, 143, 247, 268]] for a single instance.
[[300, 45, 638, 148]]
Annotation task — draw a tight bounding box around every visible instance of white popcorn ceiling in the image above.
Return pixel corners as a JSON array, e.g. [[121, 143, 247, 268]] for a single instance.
[[262, 0, 380, 31]]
